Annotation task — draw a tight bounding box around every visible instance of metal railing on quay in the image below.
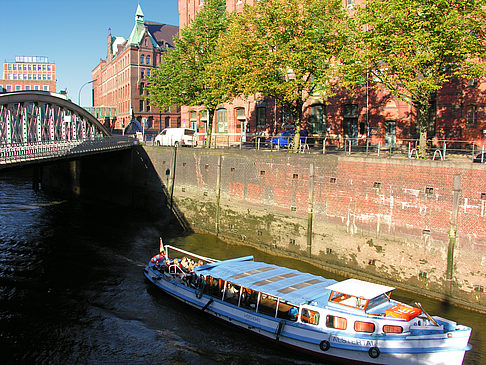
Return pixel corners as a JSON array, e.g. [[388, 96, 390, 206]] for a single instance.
[[0, 136, 137, 166], [146, 132, 486, 163]]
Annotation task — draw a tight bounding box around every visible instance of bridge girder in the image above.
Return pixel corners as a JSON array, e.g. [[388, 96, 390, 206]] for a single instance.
[[0, 91, 111, 147]]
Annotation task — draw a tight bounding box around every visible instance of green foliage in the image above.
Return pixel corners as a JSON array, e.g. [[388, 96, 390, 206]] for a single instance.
[[207, 0, 348, 133], [341, 0, 486, 137], [147, 0, 228, 111]]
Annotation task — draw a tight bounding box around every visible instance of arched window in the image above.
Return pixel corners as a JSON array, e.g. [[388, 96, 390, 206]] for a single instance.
[[140, 54, 145, 64], [146, 55, 151, 65], [217, 108, 227, 133]]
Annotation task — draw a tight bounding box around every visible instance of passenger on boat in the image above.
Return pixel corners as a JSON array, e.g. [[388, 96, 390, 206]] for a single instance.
[[288, 306, 299, 321]]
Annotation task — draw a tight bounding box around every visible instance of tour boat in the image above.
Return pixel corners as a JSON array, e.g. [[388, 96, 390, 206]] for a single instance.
[[144, 244, 472, 364]]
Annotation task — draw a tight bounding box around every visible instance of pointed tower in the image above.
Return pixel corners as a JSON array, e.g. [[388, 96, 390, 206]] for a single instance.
[[135, 4, 144, 23], [107, 28, 113, 61]]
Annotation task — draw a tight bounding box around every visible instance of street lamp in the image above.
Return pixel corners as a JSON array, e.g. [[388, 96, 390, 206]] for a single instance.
[[78, 79, 97, 106]]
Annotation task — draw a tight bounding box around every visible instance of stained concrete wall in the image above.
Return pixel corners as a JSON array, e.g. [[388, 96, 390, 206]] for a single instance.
[[144, 146, 486, 313]]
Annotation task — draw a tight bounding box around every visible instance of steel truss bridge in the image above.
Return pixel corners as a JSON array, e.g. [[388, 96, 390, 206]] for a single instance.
[[0, 91, 136, 169]]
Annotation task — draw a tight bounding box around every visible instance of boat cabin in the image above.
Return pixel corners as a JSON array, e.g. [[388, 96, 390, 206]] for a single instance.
[[326, 279, 395, 312]]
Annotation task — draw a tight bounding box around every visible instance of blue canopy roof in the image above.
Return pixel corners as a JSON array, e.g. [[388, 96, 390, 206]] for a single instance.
[[194, 256, 337, 306]]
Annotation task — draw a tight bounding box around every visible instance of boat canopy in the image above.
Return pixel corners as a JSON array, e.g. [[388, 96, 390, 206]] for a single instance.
[[194, 257, 337, 305], [326, 279, 395, 300]]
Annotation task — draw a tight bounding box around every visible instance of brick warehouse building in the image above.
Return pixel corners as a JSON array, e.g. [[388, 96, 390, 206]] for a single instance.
[[0, 56, 56, 93], [92, 5, 179, 132], [177, 0, 486, 147]]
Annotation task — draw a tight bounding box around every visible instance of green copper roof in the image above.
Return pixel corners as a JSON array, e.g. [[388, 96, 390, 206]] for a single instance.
[[126, 5, 160, 49]]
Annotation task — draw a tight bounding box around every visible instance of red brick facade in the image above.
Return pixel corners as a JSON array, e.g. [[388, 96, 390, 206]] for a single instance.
[[178, 0, 486, 146], [92, 6, 180, 132]]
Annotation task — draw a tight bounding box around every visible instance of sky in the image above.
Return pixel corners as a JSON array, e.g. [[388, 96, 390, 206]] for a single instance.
[[0, 0, 179, 106]]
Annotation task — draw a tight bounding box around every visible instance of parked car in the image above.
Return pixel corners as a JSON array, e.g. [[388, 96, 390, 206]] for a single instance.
[[154, 128, 196, 147], [269, 130, 308, 148], [473, 153, 486, 163]]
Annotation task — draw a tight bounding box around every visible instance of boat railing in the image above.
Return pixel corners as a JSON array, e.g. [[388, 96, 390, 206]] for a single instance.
[[165, 245, 219, 264]]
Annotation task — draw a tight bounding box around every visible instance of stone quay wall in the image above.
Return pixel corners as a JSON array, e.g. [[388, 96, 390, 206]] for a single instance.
[[144, 146, 486, 312]]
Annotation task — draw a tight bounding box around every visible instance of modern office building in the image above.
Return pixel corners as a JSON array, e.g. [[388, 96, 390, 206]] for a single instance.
[[0, 56, 56, 93], [92, 5, 179, 132]]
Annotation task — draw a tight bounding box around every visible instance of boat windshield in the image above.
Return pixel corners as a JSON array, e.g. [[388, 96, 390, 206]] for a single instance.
[[366, 292, 391, 310]]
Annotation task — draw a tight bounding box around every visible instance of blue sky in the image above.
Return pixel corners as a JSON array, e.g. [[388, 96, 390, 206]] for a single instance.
[[0, 0, 179, 106]]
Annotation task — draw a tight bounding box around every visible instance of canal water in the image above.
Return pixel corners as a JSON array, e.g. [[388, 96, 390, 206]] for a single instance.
[[1, 172, 484, 364]]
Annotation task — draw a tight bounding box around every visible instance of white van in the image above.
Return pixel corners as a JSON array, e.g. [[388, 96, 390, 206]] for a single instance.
[[154, 128, 197, 147]]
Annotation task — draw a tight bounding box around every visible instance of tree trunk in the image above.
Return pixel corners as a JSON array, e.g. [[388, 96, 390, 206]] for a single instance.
[[206, 109, 215, 148], [414, 96, 431, 159], [291, 100, 304, 153]]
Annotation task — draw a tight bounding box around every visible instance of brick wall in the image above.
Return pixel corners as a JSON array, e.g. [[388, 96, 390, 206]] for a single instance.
[[144, 146, 486, 311]]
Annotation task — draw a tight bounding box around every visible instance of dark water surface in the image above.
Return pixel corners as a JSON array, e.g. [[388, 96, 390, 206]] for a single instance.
[[1, 173, 484, 364]]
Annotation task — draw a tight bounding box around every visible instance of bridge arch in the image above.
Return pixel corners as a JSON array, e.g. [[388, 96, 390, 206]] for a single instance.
[[0, 91, 110, 146]]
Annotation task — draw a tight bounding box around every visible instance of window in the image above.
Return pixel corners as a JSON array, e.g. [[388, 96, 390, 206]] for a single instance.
[[140, 54, 144, 64], [34, 85, 40, 90], [326, 315, 347, 330], [47, 65, 51, 71], [140, 83, 144, 96], [258, 294, 278, 317], [277, 301, 299, 321], [467, 105, 477, 126], [217, 108, 227, 133], [256, 107, 266, 129], [147, 69, 150, 77], [310, 104, 326, 134], [177, 117, 181, 128], [8, 64, 12, 70], [223, 282, 241, 305], [165, 116, 170, 128], [28, 64, 31, 70], [146, 55, 151, 65], [239, 288, 258, 311], [15, 85, 21, 91], [43, 85, 49, 91], [48, 75, 51, 80], [139, 100, 144, 112], [13, 64, 17, 70], [301, 308, 320, 325], [6, 85, 12, 92], [383, 325, 403, 333], [146, 103, 150, 112], [190, 111, 197, 130], [33, 65, 36, 71], [354, 321, 375, 333], [141, 69, 145, 78], [25, 85, 31, 91]]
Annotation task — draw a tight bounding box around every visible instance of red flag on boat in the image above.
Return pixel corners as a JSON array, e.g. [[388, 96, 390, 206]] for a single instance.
[[159, 238, 165, 255]]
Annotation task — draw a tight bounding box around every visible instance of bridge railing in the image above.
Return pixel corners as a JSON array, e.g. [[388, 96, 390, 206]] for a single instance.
[[0, 136, 137, 166]]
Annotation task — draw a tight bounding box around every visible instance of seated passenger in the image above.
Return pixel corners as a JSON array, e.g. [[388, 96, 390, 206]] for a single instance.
[[288, 306, 298, 321]]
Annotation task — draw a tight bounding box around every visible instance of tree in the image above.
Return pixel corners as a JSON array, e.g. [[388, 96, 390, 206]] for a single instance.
[[207, 0, 348, 151], [342, 0, 486, 156], [147, 0, 228, 147]]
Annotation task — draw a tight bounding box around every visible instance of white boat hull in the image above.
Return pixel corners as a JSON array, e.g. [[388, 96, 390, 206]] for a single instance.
[[144, 266, 470, 365]]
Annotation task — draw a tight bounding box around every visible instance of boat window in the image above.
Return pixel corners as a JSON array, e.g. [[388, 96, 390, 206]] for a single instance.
[[366, 292, 391, 310], [208, 277, 223, 298], [202, 276, 212, 295], [223, 282, 241, 305], [277, 301, 299, 321], [239, 288, 258, 311], [301, 308, 320, 325], [329, 291, 366, 310], [354, 321, 375, 333], [326, 315, 347, 330], [383, 325, 403, 333], [258, 294, 278, 317]]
